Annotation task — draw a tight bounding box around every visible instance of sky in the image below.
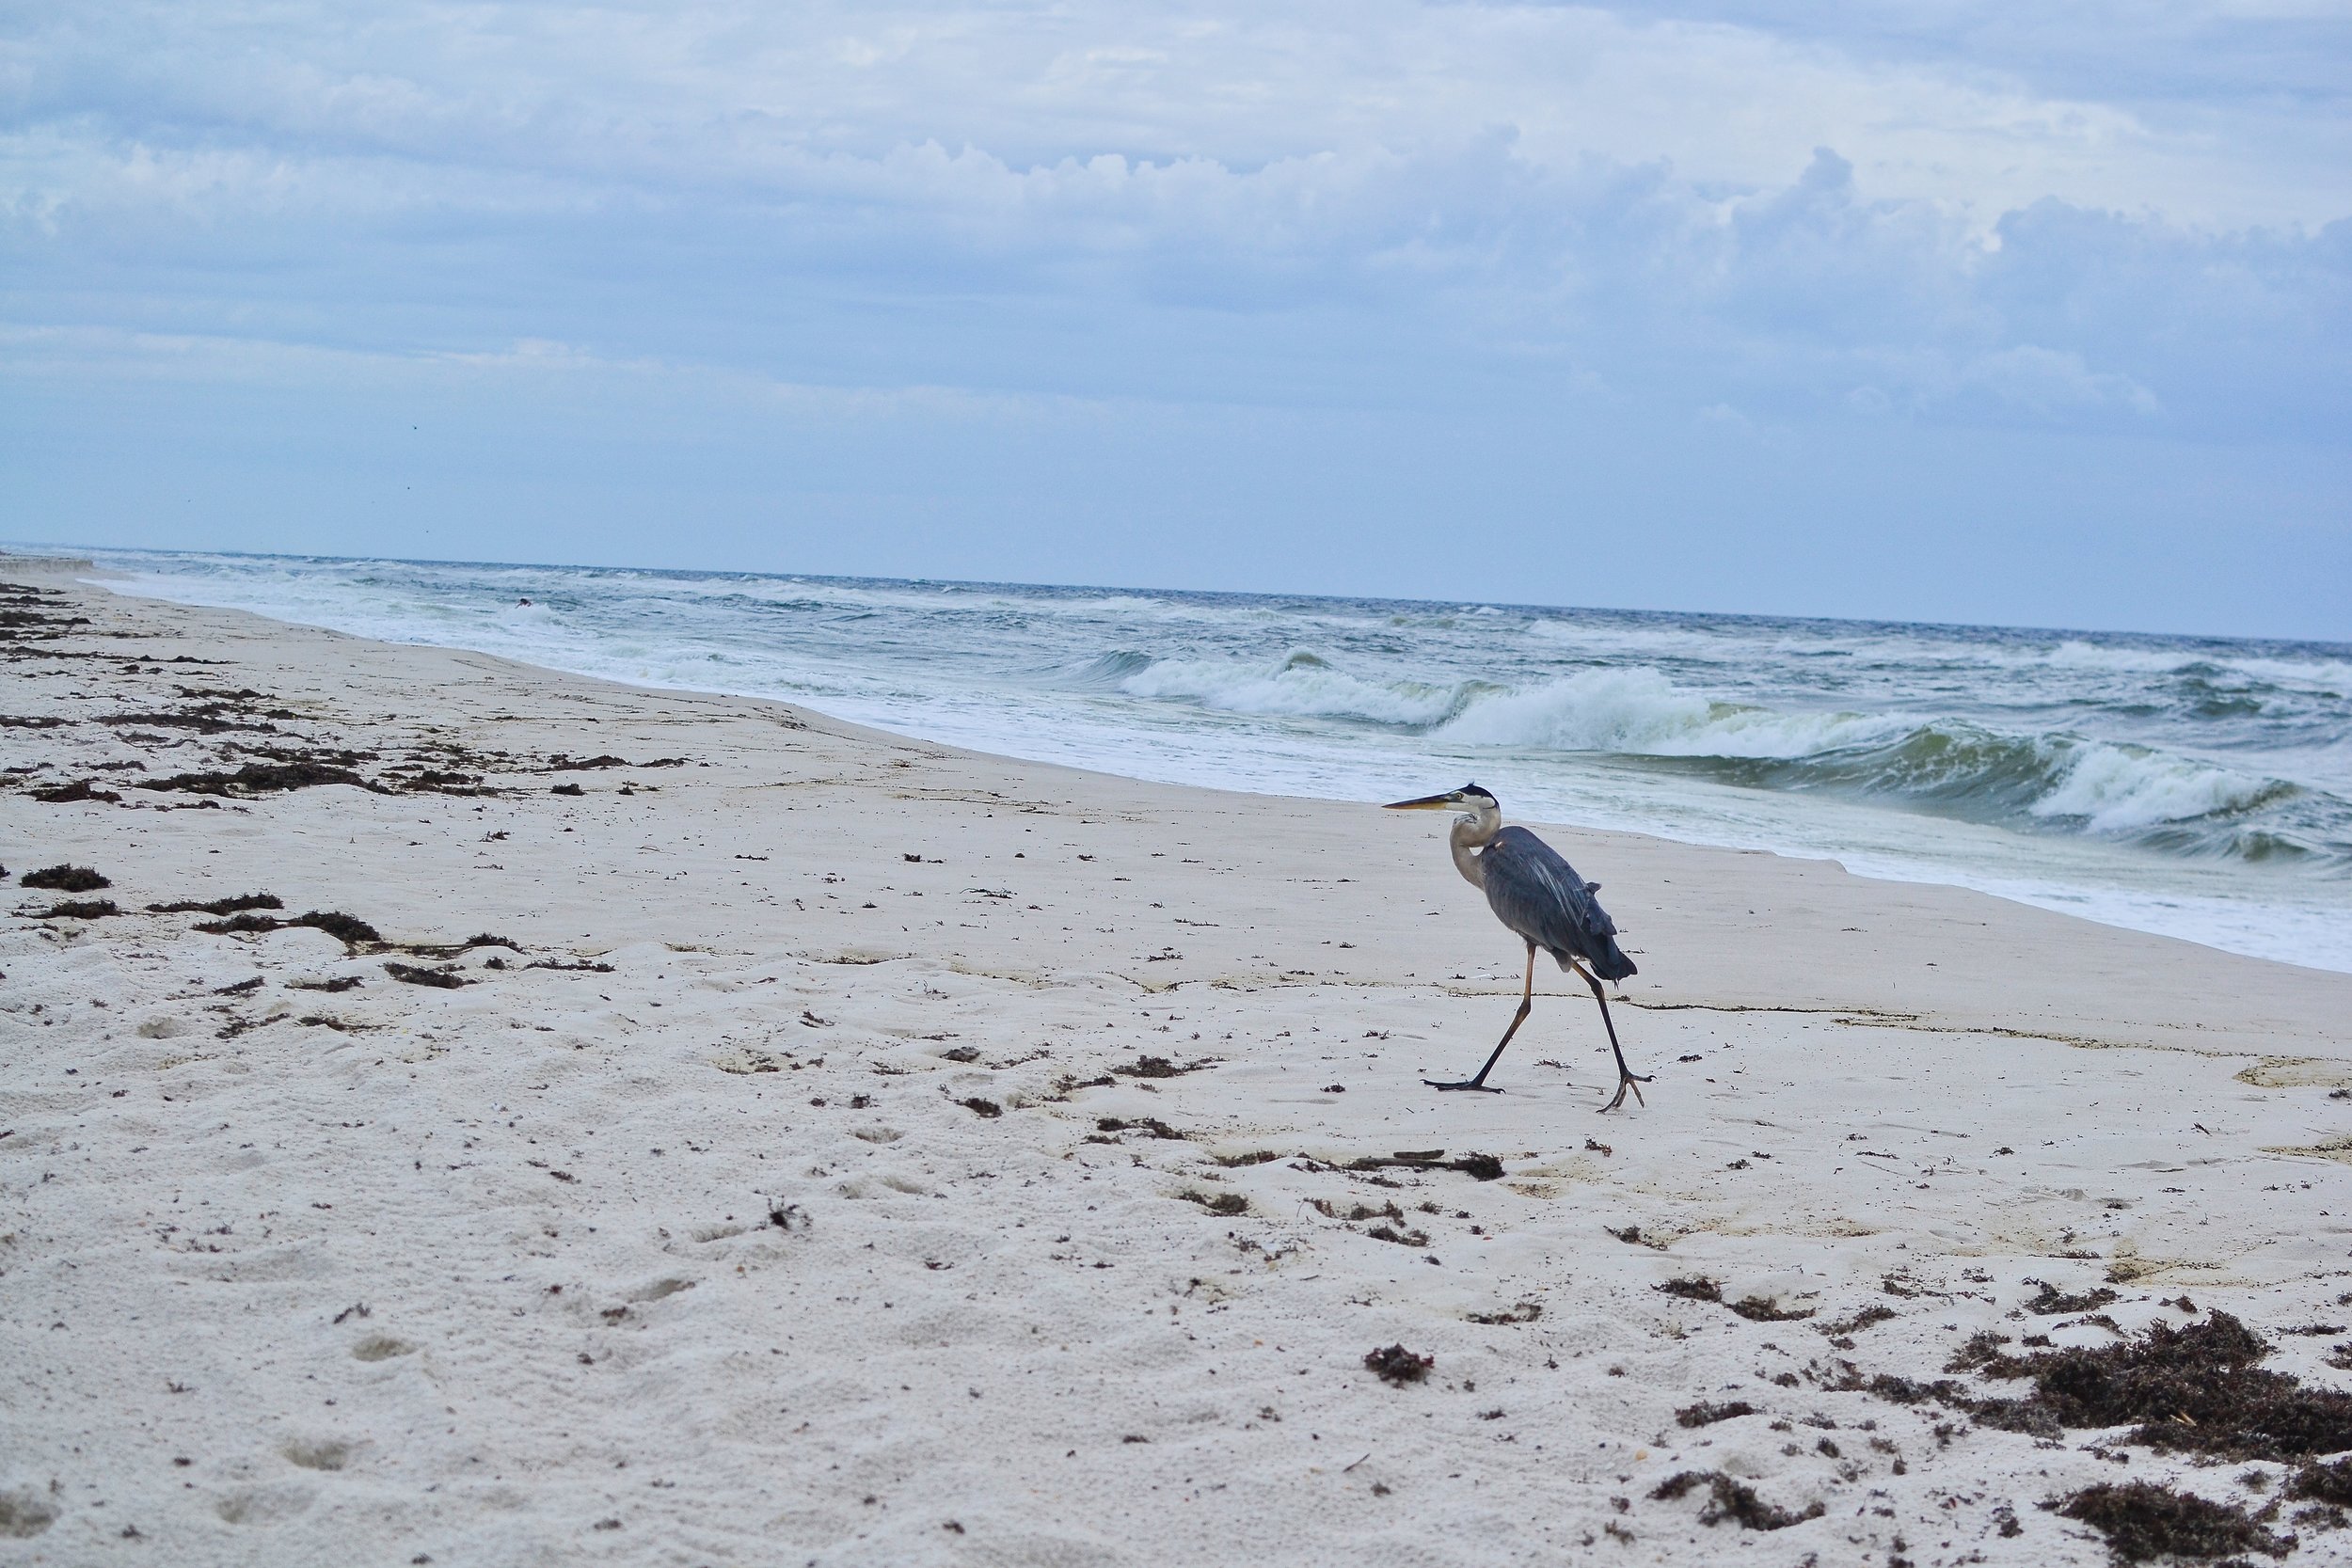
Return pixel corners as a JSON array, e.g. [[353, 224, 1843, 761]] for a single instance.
[[4, 0, 2348, 639]]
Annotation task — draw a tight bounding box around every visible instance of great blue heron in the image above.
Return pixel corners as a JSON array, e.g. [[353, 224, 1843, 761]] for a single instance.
[[1386, 784, 1650, 1110]]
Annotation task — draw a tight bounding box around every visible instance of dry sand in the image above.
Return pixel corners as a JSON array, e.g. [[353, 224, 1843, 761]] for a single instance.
[[5, 561, 2352, 1566]]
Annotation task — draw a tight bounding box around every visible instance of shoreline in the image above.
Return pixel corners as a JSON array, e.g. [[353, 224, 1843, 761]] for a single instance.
[[7, 562, 2352, 1565], [70, 546, 2352, 978]]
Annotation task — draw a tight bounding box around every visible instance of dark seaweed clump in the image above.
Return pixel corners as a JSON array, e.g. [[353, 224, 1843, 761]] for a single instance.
[[1343, 1149, 1505, 1180], [1653, 1275, 1812, 1321], [384, 960, 470, 989], [2291, 1456, 2352, 1507], [2050, 1481, 2292, 1562], [31, 779, 121, 803], [1097, 1117, 1187, 1141], [23, 863, 108, 892], [1658, 1276, 1724, 1302], [139, 762, 378, 797], [1181, 1189, 1250, 1217], [195, 910, 384, 946], [1676, 1401, 1759, 1428], [36, 899, 119, 919], [1466, 1302, 1543, 1325], [149, 894, 283, 916], [2026, 1281, 2122, 1315], [1650, 1470, 1825, 1531], [1968, 1311, 2352, 1462], [1118, 1054, 1182, 1078], [1363, 1344, 1432, 1385]]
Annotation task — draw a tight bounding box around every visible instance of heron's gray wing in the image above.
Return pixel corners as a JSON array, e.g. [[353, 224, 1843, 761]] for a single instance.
[[1481, 827, 1637, 980]]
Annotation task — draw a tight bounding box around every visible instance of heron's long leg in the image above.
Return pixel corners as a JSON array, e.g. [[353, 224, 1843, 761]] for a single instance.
[[1576, 964, 1653, 1113], [1426, 943, 1535, 1093]]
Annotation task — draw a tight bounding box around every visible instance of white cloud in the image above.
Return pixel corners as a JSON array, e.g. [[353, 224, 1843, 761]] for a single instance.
[[0, 0, 2344, 637]]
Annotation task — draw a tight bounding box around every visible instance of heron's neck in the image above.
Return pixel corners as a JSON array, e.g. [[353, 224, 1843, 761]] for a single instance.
[[1448, 805, 1500, 888]]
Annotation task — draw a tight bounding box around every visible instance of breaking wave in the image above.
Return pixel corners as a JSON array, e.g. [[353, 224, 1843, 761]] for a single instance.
[[1099, 655, 2343, 865], [1112, 650, 1469, 728]]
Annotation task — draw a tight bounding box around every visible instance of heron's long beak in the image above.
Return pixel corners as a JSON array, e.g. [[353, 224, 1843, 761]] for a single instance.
[[1384, 791, 1464, 811]]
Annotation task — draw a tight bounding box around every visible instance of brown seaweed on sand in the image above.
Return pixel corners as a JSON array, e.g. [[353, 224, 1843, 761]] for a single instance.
[[139, 762, 383, 797], [1363, 1345, 1432, 1385], [2049, 1481, 2292, 1562], [196, 910, 385, 946], [1649, 1470, 1825, 1531], [22, 864, 109, 892], [384, 961, 470, 989], [1965, 1311, 2352, 1462]]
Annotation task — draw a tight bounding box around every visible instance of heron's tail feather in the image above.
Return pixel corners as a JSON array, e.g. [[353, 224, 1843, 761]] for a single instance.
[[1580, 941, 1638, 983]]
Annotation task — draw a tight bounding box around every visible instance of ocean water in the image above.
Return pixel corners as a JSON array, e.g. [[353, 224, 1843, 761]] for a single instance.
[[71, 548, 2352, 974]]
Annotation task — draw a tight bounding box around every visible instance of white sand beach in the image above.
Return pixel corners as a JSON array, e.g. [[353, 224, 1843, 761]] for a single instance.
[[7, 560, 2352, 1567]]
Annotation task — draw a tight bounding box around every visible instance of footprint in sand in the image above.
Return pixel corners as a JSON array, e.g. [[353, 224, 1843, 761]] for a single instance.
[[349, 1335, 416, 1362], [0, 1487, 58, 1539], [214, 1482, 315, 1526], [280, 1437, 353, 1472]]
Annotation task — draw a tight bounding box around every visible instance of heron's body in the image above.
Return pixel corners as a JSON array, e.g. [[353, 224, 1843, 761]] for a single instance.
[[1389, 784, 1649, 1107]]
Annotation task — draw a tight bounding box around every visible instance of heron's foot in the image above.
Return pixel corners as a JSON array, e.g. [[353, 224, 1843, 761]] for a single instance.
[[1597, 1070, 1654, 1114], [1424, 1077, 1503, 1094]]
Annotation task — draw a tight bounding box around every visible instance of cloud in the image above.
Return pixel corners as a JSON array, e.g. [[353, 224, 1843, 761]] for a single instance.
[[0, 1, 2344, 634]]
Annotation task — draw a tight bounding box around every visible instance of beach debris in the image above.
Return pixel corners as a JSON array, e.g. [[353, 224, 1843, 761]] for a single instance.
[[959, 1097, 1003, 1117], [1675, 1400, 1757, 1428], [148, 894, 283, 915], [139, 762, 379, 796], [197, 910, 384, 946], [1466, 1301, 1543, 1325], [403, 932, 524, 958], [2048, 1481, 2292, 1562], [1653, 1275, 1814, 1322], [101, 707, 273, 734], [548, 754, 629, 769], [1363, 1344, 1433, 1385], [2291, 1456, 2352, 1507], [550, 782, 583, 796], [30, 899, 119, 919], [2024, 1281, 2121, 1315], [288, 975, 362, 993], [1316, 1150, 1506, 1180], [30, 780, 120, 803], [22, 863, 108, 891], [1649, 1470, 1825, 1531], [1363, 1223, 1430, 1247], [1180, 1188, 1249, 1216], [385, 961, 470, 989], [1115, 1054, 1217, 1078], [1096, 1117, 1187, 1141], [1961, 1310, 2352, 1461], [1657, 1276, 1724, 1303], [1820, 1304, 1899, 1338]]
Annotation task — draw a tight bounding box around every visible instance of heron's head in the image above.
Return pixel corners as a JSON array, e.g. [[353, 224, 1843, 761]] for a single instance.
[[1384, 783, 1498, 815]]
